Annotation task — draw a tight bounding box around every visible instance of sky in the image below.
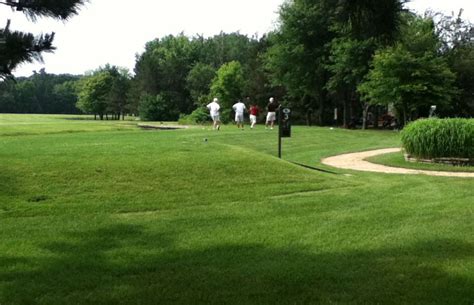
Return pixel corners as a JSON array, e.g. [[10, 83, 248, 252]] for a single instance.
[[1, 0, 473, 77]]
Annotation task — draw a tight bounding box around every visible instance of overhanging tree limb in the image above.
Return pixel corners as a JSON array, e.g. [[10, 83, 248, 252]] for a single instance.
[[0, 20, 55, 80], [0, 0, 87, 20], [0, 0, 86, 79]]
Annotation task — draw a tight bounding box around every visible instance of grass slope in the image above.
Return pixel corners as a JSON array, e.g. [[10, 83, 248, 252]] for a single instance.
[[0, 115, 473, 305]]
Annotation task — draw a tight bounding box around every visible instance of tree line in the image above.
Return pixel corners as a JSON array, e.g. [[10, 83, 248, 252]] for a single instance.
[[1, 0, 473, 127]]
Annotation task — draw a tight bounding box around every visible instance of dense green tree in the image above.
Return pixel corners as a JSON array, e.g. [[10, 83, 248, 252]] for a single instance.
[[199, 32, 256, 69], [185, 63, 216, 105], [134, 34, 197, 116], [125, 77, 141, 116], [13, 79, 39, 112], [200, 33, 274, 106], [434, 10, 474, 117], [358, 15, 457, 126], [198, 33, 274, 108], [264, 0, 336, 125], [0, 79, 16, 112], [76, 71, 112, 120], [209, 61, 245, 123], [132, 32, 273, 119], [210, 61, 245, 107], [326, 37, 377, 128], [265, 0, 405, 126], [0, 0, 86, 80], [0, 69, 80, 113], [336, 0, 405, 42], [138, 93, 178, 121], [75, 65, 131, 119], [326, 0, 404, 128], [447, 45, 474, 117], [241, 35, 274, 107], [104, 66, 131, 120], [52, 80, 80, 114]]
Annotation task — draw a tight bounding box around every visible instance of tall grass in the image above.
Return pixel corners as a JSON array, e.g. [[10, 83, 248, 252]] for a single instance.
[[401, 118, 474, 159]]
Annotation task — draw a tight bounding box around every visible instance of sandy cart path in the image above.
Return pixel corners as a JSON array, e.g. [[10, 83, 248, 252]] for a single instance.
[[321, 148, 474, 178]]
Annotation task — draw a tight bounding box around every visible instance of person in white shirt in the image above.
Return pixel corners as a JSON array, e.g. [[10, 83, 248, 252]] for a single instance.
[[232, 100, 247, 130], [207, 97, 221, 130]]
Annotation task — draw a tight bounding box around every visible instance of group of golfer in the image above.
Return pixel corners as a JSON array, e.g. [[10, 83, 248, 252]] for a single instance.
[[206, 96, 280, 131]]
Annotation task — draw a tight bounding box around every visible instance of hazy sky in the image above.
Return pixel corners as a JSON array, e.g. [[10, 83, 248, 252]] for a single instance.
[[1, 0, 472, 77]]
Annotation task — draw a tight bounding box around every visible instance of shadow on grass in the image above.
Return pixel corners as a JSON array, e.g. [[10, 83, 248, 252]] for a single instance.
[[0, 224, 472, 305]]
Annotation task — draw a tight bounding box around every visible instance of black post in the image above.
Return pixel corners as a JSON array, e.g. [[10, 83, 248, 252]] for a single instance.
[[278, 107, 292, 158], [278, 108, 282, 158]]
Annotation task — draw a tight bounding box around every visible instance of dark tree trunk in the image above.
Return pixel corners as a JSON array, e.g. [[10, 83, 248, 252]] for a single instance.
[[316, 96, 324, 126], [306, 108, 313, 126], [343, 92, 349, 128], [374, 106, 379, 129]]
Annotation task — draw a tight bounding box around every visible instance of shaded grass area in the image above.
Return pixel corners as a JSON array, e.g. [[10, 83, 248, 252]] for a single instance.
[[1, 225, 472, 305], [367, 151, 474, 173], [0, 115, 473, 304]]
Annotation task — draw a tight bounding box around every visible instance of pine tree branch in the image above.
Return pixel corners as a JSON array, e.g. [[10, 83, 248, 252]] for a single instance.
[[0, 0, 88, 21], [1, 20, 56, 79]]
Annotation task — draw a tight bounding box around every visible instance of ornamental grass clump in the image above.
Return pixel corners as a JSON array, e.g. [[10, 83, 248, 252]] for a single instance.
[[401, 118, 474, 160]]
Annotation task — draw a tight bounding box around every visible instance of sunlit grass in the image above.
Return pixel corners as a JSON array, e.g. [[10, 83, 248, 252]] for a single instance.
[[367, 151, 474, 172], [0, 115, 472, 305], [0, 114, 139, 136]]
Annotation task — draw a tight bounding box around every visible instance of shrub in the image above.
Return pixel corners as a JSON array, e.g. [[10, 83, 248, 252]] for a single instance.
[[219, 108, 233, 124], [138, 94, 178, 121], [178, 107, 210, 125], [401, 118, 474, 159]]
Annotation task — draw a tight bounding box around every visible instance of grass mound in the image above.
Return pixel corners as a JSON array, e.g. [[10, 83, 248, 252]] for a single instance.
[[401, 118, 474, 160]]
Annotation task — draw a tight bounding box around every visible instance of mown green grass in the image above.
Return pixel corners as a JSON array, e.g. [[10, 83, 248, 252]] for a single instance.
[[1, 115, 473, 305], [0, 114, 139, 136], [367, 151, 474, 172]]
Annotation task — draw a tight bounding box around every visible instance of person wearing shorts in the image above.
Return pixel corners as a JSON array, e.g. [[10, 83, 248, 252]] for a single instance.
[[249, 102, 260, 129], [266, 97, 280, 129], [232, 100, 247, 130], [207, 97, 221, 130]]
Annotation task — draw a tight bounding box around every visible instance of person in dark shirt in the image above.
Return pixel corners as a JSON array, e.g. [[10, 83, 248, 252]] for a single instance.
[[265, 97, 280, 129]]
